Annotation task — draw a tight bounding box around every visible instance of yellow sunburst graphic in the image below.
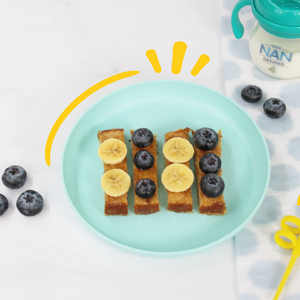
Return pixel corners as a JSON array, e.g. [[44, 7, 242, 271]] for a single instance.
[[45, 41, 210, 166], [146, 42, 210, 75]]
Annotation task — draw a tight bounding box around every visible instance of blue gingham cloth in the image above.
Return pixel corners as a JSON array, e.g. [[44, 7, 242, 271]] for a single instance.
[[221, 1, 300, 299]]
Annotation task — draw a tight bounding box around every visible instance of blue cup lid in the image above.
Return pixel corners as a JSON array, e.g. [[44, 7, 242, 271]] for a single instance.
[[255, 0, 300, 27], [232, 0, 300, 39]]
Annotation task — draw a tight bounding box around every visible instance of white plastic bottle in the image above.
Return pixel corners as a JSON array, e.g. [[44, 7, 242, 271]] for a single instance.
[[232, 0, 300, 79], [249, 23, 300, 79]]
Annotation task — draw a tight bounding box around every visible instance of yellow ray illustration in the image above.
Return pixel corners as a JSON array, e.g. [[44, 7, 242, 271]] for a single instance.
[[45, 70, 139, 166], [46, 42, 211, 166], [171, 41, 187, 74], [146, 49, 162, 73], [191, 54, 210, 76]]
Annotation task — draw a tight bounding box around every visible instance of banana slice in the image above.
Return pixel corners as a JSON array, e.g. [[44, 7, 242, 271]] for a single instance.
[[101, 169, 131, 197], [163, 137, 194, 163], [161, 163, 194, 192], [98, 138, 127, 165]]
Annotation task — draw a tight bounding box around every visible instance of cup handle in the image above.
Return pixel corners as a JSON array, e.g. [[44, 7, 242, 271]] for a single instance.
[[231, 0, 252, 39]]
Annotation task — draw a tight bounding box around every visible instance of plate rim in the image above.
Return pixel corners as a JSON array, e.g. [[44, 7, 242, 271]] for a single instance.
[[61, 79, 271, 257]]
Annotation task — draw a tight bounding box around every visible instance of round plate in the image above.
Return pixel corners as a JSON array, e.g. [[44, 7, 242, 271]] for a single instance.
[[62, 80, 270, 257]]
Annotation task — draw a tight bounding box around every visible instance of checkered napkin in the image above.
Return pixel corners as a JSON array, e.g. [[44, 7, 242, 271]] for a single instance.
[[220, 0, 300, 299]]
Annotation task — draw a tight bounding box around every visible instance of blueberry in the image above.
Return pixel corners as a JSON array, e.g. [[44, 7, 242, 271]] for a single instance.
[[194, 128, 219, 151], [200, 153, 221, 174], [2, 165, 27, 189], [0, 194, 8, 216], [241, 85, 262, 103], [132, 128, 153, 148], [135, 178, 156, 199], [134, 150, 154, 170], [16, 190, 44, 216], [200, 173, 225, 198], [263, 98, 286, 118]]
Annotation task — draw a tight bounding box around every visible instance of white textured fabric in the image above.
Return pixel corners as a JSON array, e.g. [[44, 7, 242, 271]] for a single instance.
[[220, 0, 300, 299]]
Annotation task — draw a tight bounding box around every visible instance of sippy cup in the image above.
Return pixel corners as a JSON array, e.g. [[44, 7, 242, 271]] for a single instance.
[[231, 0, 300, 79]]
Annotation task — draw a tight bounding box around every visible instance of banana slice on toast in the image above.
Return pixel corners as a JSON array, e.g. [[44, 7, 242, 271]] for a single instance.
[[163, 137, 194, 163], [101, 169, 131, 197], [162, 163, 194, 192], [98, 138, 127, 165]]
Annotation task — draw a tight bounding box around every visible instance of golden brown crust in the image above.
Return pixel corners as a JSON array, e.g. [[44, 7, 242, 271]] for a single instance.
[[164, 128, 193, 213], [134, 202, 160, 215], [193, 129, 227, 215], [98, 129, 128, 216], [130, 130, 159, 215]]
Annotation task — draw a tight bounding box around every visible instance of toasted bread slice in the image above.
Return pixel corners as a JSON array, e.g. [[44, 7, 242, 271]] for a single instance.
[[164, 128, 193, 213], [193, 130, 227, 215], [98, 129, 128, 216], [130, 130, 160, 215]]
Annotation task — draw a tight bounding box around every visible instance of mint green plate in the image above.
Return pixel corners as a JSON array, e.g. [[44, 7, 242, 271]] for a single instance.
[[62, 80, 270, 257]]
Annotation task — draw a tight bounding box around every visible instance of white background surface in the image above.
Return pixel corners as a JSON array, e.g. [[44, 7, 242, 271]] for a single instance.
[[0, 1, 238, 299]]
